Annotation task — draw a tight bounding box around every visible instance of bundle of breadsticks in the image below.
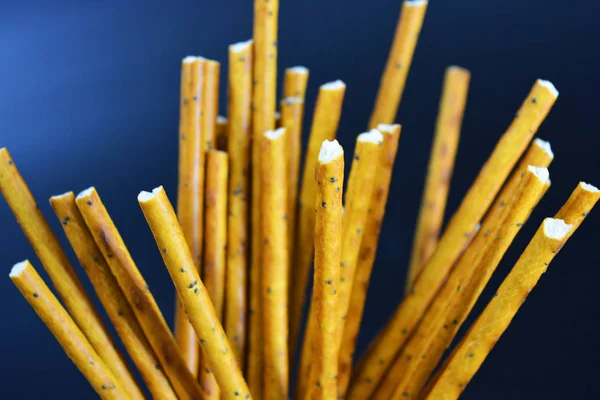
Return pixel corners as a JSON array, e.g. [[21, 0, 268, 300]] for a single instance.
[[1, 1, 596, 399]]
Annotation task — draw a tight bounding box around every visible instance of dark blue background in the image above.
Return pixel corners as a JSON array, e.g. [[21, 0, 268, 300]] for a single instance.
[[1, 0, 599, 398]]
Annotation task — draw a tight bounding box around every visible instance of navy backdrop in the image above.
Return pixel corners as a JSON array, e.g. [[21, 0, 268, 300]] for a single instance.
[[1, 0, 599, 398]]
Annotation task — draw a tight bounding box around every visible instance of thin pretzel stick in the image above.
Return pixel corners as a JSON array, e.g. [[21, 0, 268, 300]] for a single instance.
[[138, 186, 251, 400], [349, 79, 559, 400], [407, 66, 470, 291], [249, 1, 279, 394], [261, 128, 289, 399], [384, 166, 549, 400], [49, 193, 177, 400], [198, 150, 229, 399], [368, 0, 429, 128], [300, 130, 383, 399], [335, 130, 383, 378], [337, 124, 402, 396], [226, 39, 253, 368], [555, 182, 600, 236], [0, 148, 141, 400], [280, 96, 305, 286], [76, 188, 205, 400], [422, 218, 575, 400], [204, 59, 221, 150], [290, 80, 346, 361], [10, 260, 131, 400], [304, 140, 344, 399], [216, 116, 228, 151], [175, 56, 205, 376], [283, 66, 310, 99]]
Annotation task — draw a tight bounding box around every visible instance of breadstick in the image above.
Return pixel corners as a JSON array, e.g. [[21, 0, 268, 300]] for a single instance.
[[138, 186, 251, 400], [423, 218, 575, 400], [283, 66, 309, 99], [261, 128, 289, 399], [337, 124, 402, 396], [555, 182, 600, 236], [407, 66, 470, 291], [49, 192, 177, 400], [198, 150, 229, 399], [249, 0, 279, 394], [368, 0, 429, 128], [304, 140, 344, 400], [0, 148, 141, 400], [226, 39, 253, 368], [348, 79, 559, 400], [176, 55, 205, 376], [384, 166, 549, 400], [76, 188, 205, 400], [10, 260, 131, 400], [290, 80, 346, 360], [216, 116, 228, 151], [204, 58, 221, 150], [280, 96, 305, 281]]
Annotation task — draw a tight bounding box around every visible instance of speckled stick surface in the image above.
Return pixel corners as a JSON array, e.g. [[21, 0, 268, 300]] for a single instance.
[[9, 260, 131, 400], [422, 218, 574, 400], [138, 186, 251, 400], [0, 148, 140, 399], [337, 124, 402, 396], [283, 66, 309, 99], [76, 187, 205, 400], [280, 96, 305, 292], [204, 59, 221, 150], [349, 80, 559, 400], [385, 166, 549, 400], [176, 56, 206, 376], [226, 39, 253, 368], [49, 192, 177, 400], [290, 80, 346, 363], [555, 182, 600, 237], [261, 128, 289, 399], [305, 140, 344, 400], [407, 66, 470, 291], [198, 150, 229, 399], [249, 1, 279, 395], [368, 0, 429, 128]]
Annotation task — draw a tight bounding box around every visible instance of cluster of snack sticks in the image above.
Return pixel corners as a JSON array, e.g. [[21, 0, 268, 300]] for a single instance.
[[1, 1, 597, 399]]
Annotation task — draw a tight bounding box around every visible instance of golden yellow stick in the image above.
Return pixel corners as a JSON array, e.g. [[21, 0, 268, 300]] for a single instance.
[[10, 260, 132, 400], [337, 124, 402, 396], [49, 193, 177, 400], [0, 148, 141, 399], [175, 56, 205, 376], [304, 140, 344, 400], [555, 182, 600, 236], [226, 39, 253, 368], [261, 128, 289, 399], [290, 80, 346, 360], [249, 1, 279, 394], [422, 218, 575, 400], [368, 0, 429, 128], [280, 96, 305, 282], [138, 186, 251, 400], [335, 130, 383, 376], [407, 66, 470, 290], [204, 59, 221, 150], [216, 116, 228, 151], [348, 79, 559, 400], [383, 166, 549, 400], [198, 150, 229, 399], [283, 66, 309, 99], [76, 188, 205, 400]]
